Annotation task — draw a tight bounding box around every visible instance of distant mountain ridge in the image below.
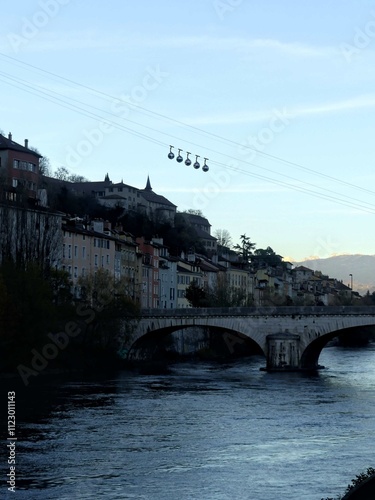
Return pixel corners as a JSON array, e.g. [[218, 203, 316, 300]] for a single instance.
[[293, 254, 375, 295]]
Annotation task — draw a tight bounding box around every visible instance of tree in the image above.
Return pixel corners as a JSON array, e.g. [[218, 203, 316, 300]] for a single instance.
[[214, 229, 232, 248], [233, 234, 256, 264], [209, 273, 251, 307], [253, 247, 283, 268], [185, 209, 203, 216], [0, 262, 60, 370], [77, 269, 139, 350], [185, 280, 209, 307], [30, 147, 52, 177], [68, 173, 89, 183], [321, 467, 375, 500], [186, 273, 253, 308], [53, 166, 89, 182], [0, 203, 62, 269], [360, 290, 375, 305]]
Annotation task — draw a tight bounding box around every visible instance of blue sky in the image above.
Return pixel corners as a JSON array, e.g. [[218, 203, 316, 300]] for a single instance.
[[2, 0, 375, 261]]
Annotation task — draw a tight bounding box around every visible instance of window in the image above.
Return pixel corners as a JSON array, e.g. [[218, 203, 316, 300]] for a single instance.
[[82, 268, 86, 277], [94, 254, 98, 266], [68, 245, 72, 259], [74, 245, 78, 258], [82, 247, 86, 259], [101, 255, 104, 267], [13, 160, 19, 169], [106, 255, 110, 264], [74, 267, 78, 278], [12, 179, 18, 187], [63, 244, 66, 258]]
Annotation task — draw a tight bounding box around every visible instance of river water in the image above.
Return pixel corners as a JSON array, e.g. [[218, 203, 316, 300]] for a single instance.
[[2, 344, 375, 500]]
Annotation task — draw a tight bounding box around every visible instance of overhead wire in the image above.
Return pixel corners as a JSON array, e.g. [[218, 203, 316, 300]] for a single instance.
[[1, 67, 375, 215], [0, 73, 166, 148], [211, 159, 375, 215], [1, 52, 375, 214], [1, 51, 374, 199]]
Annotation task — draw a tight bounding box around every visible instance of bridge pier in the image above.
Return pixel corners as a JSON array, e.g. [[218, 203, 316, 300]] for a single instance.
[[263, 333, 301, 371]]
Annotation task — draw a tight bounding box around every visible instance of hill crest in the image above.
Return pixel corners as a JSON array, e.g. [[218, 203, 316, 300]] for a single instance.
[[294, 254, 375, 295]]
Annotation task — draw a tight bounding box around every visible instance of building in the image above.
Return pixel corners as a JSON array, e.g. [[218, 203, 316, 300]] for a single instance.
[[136, 237, 161, 309], [113, 227, 141, 301], [61, 218, 142, 302], [45, 174, 176, 222], [0, 132, 42, 202], [153, 238, 178, 309], [138, 176, 176, 223], [180, 212, 217, 255], [176, 256, 204, 308]]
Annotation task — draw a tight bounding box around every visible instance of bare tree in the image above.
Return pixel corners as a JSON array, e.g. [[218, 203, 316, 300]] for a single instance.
[[0, 203, 62, 269], [53, 166, 89, 182], [30, 147, 52, 177], [185, 209, 203, 216], [214, 229, 232, 248], [53, 167, 70, 181]]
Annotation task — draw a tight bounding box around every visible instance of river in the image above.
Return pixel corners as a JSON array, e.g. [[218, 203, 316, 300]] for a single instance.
[[1, 344, 375, 500]]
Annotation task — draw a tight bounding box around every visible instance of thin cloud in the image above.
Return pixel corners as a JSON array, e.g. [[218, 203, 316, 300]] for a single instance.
[[183, 94, 375, 126], [3, 31, 336, 58]]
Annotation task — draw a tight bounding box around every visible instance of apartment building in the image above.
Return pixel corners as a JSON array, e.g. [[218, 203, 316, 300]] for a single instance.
[[177, 257, 204, 308], [61, 218, 141, 301], [0, 132, 42, 201], [136, 237, 161, 309]]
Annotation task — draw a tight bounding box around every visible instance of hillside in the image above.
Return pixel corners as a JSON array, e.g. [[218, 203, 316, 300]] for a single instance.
[[294, 254, 375, 295]]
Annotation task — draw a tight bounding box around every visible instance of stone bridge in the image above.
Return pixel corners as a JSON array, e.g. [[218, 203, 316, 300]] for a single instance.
[[120, 306, 375, 371]]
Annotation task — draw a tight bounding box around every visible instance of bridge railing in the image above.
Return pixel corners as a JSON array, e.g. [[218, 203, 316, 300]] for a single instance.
[[135, 305, 375, 318]]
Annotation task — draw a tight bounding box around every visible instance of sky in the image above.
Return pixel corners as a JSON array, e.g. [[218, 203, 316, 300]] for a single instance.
[[2, 0, 375, 262]]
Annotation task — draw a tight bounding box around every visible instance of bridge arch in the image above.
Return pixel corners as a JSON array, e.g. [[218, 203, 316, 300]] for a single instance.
[[127, 323, 266, 361], [300, 323, 375, 370]]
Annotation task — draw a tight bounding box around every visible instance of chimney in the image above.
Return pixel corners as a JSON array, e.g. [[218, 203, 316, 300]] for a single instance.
[[24, 139, 28, 148], [8, 132, 12, 141]]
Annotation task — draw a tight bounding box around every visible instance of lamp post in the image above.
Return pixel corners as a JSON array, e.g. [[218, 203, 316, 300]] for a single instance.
[[349, 273, 353, 304]]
